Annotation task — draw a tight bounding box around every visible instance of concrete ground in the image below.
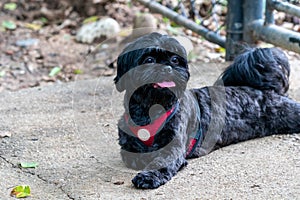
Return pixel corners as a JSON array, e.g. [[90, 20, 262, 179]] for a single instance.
[[0, 61, 299, 200]]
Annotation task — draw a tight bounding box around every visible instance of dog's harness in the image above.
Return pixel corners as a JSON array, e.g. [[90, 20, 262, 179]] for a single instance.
[[185, 124, 202, 158], [124, 102, 203, 158], [124, 103, 179, 147]]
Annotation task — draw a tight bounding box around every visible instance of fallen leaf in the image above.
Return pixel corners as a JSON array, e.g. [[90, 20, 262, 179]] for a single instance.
[[20, 162, 38, 168], [4, 3, 17, 11], [83, 16, 99, 24], [49, 67, 61, 77], [73, 69, 83, 74], [25, 23, 42, 31], [10, 185, 31, 198], [215, 47, 226, 53], [2, 20, 16, 30]]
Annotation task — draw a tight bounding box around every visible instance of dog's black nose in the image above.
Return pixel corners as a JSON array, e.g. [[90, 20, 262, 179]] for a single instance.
[[162, 65, 173, 73]]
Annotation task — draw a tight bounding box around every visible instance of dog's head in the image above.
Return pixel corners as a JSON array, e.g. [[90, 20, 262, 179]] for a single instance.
[[114, 32, 189, 99]]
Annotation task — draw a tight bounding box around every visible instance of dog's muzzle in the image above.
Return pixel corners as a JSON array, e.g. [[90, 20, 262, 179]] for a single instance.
[[152, 65, 176, 88]]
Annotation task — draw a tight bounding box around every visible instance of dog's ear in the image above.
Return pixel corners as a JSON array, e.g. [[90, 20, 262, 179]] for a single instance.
[[114, 53, 127, 92], [114, 50, 138, 92]]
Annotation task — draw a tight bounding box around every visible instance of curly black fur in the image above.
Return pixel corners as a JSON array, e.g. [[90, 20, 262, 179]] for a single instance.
[[214, 47, 290, 95], [114, 32, 300, 189]]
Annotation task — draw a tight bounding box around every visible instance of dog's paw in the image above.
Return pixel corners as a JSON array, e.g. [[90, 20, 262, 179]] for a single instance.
[[132, 170, 165, 189]]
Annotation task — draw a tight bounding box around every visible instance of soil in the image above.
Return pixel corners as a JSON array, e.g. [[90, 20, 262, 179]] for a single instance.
[[0, 0, 299, 93]]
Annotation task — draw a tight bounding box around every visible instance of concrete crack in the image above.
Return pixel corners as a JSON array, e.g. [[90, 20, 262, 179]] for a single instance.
[[0, 155, 75, 200]]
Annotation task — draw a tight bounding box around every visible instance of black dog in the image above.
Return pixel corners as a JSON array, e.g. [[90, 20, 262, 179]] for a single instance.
[[114, 32, 300, 189]]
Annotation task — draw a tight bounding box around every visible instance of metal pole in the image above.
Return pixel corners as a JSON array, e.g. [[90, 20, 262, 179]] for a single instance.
[[225, 0, 243, 60], [243, 0, 264, 44], [267, 0, 300, 18], [249, 19, 300, 54], [265, 0, 275, 25], [136, 0, 225, 47]]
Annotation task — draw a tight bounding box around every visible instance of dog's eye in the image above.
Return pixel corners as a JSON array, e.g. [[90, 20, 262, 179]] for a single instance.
[[170, 56, 180, 65], [143, 57, 156, 64]]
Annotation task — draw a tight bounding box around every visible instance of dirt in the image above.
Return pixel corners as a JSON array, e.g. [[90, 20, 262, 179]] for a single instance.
[[0, 19, 210, 92], [0, 0, 299, 93], [0, 0, 144, 92]]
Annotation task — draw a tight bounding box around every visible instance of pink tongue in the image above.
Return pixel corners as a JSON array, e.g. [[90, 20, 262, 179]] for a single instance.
[[156, 81, 176, 88]]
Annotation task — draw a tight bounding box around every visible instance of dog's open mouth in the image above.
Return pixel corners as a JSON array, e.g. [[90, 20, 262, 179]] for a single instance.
[[153, 81, 176, 88]]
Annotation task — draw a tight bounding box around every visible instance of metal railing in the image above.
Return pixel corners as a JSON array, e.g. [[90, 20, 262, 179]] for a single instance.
[[137, 0, 300, 60], [238, 0, 300, 59]]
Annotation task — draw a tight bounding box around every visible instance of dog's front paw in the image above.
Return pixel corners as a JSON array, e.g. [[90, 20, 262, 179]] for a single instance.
[[132, 170, 165, 189]]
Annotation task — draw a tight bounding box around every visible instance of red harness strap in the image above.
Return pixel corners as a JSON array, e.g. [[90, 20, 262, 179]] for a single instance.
[[186, 138, 198, 157], [124, 103, 202, 157], [124, 106, 176, 146]]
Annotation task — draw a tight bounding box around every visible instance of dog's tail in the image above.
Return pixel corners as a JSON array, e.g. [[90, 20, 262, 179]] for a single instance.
[[215, 47, 290, 95]]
